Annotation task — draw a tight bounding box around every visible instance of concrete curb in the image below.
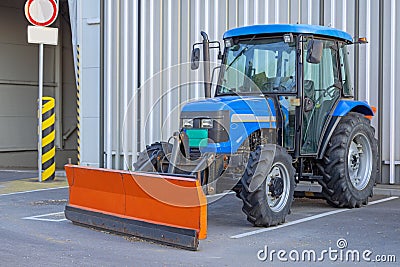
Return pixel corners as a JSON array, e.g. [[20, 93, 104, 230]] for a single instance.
[[55, 171, 66, 177], [293, 182, 400, 197], [373, 187, 400, 197]]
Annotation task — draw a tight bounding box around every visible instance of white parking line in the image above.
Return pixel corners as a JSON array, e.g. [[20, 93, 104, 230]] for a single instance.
[[206, 191, 235, 200], [230, 196, 399, 239], [23, 212, 67, 222], [0, 186, 68, 197], [367, 196, 399, 205]]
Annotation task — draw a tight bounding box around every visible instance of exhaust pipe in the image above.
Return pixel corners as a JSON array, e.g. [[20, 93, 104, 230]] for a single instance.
[[201, 31, 211, 98]]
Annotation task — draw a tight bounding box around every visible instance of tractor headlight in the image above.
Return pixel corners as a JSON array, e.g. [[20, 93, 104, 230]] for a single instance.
[[182, 119, 194, 128], [283, 33, 294, 43], [201, 119, 213, 129], [224, 38, 233, 48]]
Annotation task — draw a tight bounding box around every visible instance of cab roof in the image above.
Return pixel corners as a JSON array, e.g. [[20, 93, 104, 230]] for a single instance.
[[223, 24, 353, 43]]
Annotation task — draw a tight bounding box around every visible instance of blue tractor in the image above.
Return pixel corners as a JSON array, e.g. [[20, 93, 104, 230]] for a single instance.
[[134, 24, 378, 227]]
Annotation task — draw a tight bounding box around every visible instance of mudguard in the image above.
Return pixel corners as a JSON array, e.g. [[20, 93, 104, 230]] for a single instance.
[[332, 100, 374, 117]]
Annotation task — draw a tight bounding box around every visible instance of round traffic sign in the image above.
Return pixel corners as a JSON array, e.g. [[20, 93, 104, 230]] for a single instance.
[[25, 0, 58, 27]]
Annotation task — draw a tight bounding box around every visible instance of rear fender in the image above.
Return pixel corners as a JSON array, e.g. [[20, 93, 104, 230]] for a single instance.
[[317, 116, 341, 159], [332, 100, 374, 117], [318, 101, 375, 159]]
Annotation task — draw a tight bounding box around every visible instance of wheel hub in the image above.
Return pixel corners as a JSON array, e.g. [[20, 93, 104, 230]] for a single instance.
[[347, 133, 373, 191], [265, 164, 290, 213], [350, 152, 360, 171], [269, 177, 284, 197]]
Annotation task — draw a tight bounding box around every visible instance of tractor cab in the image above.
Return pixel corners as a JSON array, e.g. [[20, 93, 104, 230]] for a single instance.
[[217, 24, 357, 156]]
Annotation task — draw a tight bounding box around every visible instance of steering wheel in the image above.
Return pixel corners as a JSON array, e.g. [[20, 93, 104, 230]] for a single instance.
[[262, 82, 288, 92], [262, 81, 275, 92]]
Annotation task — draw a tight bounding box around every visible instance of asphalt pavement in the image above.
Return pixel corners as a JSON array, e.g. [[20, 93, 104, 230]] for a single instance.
[[0, 170, 40, 182], [0, 177, 399, 266]]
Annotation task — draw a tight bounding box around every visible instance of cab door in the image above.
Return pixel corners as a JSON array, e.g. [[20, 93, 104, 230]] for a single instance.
[[301, 38, 341, 154]]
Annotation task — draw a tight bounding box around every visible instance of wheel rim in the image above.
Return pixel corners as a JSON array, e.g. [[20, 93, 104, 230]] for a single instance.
[[265, 162, 290, 212], [347, 133, 373, 190]]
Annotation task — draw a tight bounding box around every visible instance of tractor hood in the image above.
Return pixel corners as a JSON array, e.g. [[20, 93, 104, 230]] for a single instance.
[[181, 95, 275, 117], [181, 96, 276, 154]]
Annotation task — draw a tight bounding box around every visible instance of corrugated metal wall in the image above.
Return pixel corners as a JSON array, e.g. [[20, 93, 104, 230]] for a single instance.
[[83, 0, 399, 184]]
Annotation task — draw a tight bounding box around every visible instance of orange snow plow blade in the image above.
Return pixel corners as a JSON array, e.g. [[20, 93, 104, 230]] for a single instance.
[[64, 165, 207, 250]]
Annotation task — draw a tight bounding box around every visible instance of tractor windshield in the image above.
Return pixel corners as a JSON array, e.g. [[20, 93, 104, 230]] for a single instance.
[[217, 37, 297, 95]]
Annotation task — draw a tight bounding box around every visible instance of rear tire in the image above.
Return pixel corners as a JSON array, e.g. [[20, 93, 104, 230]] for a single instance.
[[320, 112, 378, 208], [133, 142, 172, 172], [239, 146, 295, 227]]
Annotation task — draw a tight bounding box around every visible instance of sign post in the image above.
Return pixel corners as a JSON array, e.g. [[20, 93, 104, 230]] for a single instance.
[[25, 0, 59, 182], [38, 42, 43, 181]]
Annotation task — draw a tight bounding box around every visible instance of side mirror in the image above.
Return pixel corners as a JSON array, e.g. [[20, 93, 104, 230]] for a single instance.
[[191, 48, 200, 70], [306, 40, 323, 64]]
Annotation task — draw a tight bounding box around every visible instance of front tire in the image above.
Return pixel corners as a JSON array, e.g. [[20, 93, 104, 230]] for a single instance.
[[239, 145, 295, 227], [320, 112, 378, 208], [133, 142, 172, 172]]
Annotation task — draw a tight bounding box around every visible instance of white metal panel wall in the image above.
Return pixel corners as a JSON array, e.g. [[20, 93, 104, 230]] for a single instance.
[[101, 0, 139, 169], [381, 0, 400, 184], [75, 0, 101, 166], [88, 0, 400, 183]]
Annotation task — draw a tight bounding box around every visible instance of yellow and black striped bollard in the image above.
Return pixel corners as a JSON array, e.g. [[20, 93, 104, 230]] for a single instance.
[[41, 97, 56, 181]]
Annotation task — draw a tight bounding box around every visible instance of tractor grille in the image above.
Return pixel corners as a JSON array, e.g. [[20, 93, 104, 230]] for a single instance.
[[189, 147, 202, 160], [189, 118, 229, 143], [181, 110, 231, 145]]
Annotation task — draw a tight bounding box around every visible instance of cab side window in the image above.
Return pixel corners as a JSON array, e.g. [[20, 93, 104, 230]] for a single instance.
[[339, 43, 353, 97]]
